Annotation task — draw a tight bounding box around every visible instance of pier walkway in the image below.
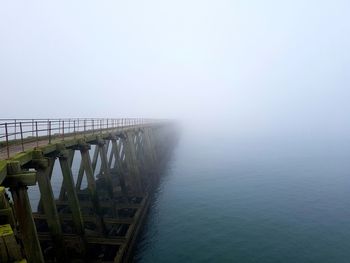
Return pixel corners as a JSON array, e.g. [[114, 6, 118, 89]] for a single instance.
[[0, 118, 177, 263]]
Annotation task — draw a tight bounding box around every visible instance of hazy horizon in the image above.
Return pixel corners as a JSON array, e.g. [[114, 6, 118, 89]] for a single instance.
[[1, 0, 349, 137]]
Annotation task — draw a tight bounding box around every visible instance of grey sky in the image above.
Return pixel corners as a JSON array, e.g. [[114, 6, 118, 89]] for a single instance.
[[1, 1, 349, 136]]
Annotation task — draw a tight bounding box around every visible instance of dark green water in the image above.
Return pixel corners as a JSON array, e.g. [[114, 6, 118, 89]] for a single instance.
[[134, 129, 350, 262]]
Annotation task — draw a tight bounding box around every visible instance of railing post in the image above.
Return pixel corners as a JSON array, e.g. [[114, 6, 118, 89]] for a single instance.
[[58, 120, 61, 138], [74, 120, 76, 138], [20, 122, 24, 152], [48, 121, 52, 144], [14, 120, 17, 140], [35, 121, 39, 147], [5, 123, 9, 158], [84, 120, 86, 138], [92, 119, 94, 134], [62, 121, 65, 141]]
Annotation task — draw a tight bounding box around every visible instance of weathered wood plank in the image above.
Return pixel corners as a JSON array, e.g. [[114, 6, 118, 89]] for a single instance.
[[33, 213, 134, 225], [10, 186, 44, 263]]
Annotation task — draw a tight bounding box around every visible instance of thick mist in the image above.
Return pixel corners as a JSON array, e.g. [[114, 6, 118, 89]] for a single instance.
[[1, 0, 349, 138]]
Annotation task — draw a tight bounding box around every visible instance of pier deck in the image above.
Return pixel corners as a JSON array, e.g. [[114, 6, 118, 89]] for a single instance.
[[0, 118, 177, 263]]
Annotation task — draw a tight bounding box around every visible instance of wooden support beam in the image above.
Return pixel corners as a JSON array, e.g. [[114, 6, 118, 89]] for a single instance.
[[108, 139, 116, 169], [80, 147, 105, 233], [2, 172, 36, 187], [33, 213, 134, 225], [0, 160, 7, 186], [122, 132, 143, 193], [59, 153, 85, 236], [10, 185, 44, 263], [0, 187, 15, 227], [143, 128, 158, 182], [118, 139, 127, 170], [0, 224, 22, 261], [142, 131, 151, 165], [112, 139, 127, 194], [55, 200, 142, 209], [7, 161, 22, 176], [75, 159, 85, 190], [58, 149, 75, 201], [105, 140, 110, 155], [115, 139, 124, 170], [99, 142, 114, 198], [38, 233, 127, 246], [34, 153, 55, 213], [145, 128, 158, 164], [91, 144, 99, 174], [136, 131, 147, 170], [68, 149, 75, 167], [36, 157, 67, 261], [114, 195, 149, 263]]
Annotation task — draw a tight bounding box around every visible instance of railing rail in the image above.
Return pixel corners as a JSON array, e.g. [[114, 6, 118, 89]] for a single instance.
[[0, 118, 155, 159]]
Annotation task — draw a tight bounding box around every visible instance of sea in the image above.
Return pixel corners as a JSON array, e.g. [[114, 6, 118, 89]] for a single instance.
[[133, 127, 350, 263]]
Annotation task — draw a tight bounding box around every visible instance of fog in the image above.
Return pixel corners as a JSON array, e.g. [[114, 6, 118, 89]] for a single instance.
[[1, 0, 349, 137]]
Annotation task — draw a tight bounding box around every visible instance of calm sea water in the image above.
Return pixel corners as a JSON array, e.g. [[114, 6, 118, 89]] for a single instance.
[[134, 129, 350, 263]]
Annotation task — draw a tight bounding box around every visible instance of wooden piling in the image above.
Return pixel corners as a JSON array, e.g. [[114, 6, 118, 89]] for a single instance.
[[10, 186, 44, 263], [35, 157, 67, 261]]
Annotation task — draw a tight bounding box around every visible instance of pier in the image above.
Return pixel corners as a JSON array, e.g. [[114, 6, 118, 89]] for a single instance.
[[0, 118, 177, 262]]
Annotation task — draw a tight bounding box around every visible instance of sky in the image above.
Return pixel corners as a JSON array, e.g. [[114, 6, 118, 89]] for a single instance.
[[1, 0, 349, 136]]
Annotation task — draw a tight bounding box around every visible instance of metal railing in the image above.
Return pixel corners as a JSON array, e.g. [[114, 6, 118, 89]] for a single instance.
[[0, 118, 153, 159]]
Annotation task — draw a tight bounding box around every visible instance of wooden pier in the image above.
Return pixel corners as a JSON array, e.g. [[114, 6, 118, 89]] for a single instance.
[[0, 118, 177, 262]]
